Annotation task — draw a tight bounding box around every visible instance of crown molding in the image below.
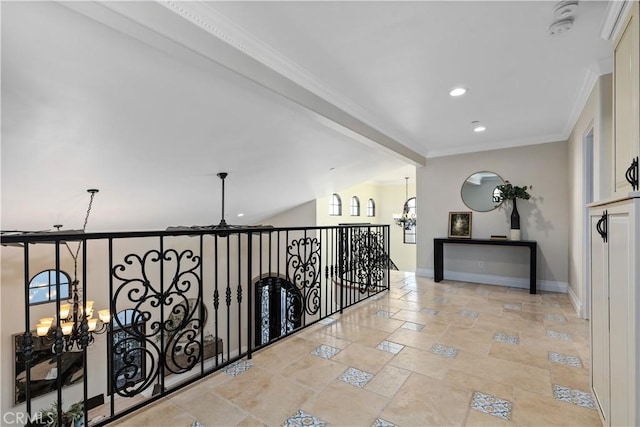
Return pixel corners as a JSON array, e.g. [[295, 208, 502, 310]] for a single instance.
[[562, 63, 603, 139], [600, 0, 633, 41], [159, 1, 425, 160], [426, 135, 568, 159]]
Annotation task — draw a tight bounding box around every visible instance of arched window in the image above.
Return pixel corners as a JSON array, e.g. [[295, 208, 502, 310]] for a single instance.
[[367, 198, 376, 217], [329, 193, 342, 216], [350, 196, 360, 216], [403, 197, 417, 244], [29, 269, 71, 305]]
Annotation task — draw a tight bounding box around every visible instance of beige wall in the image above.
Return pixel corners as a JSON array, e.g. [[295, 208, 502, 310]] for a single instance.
[[567, 73, 613, 318], [263, 200, 317, 227], [316, 181, 416, 272], [416, 141, 569, 292]]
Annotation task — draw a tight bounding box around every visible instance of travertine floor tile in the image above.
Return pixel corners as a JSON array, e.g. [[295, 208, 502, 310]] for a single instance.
[[364, 364, 412, 398], [213, 367, 315, 426], [381, 373, 471, 426], [388, 346, 454, 379], [112, 399, 196, 427], [331, 342, 394, 374], [110, 275, 594, 427], [301, 380, 389, 426], [512, 388, 601, 426], [280, 353, 347, 390]]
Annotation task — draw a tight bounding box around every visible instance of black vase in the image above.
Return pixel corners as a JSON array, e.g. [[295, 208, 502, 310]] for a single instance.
[[510, 198, 520, 229]]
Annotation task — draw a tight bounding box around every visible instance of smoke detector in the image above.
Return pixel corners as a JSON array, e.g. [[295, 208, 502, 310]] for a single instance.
[[548, 17, 574, 36], [554, 1, 579, 18], [548, 1, 578, 36]]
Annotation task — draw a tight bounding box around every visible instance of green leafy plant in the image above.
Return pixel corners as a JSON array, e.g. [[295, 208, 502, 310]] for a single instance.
[[496, 181, 532, 201], [37, 400, 83, 427]]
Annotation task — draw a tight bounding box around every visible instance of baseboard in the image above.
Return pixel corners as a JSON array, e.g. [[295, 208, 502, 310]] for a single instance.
[[567, 285, 583, 318], [416, 268, 568, 293]]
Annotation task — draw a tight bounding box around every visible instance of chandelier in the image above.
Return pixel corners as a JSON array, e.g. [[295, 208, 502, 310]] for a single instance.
[[35, 189, 110, 352], [393, 177, 416, 230]]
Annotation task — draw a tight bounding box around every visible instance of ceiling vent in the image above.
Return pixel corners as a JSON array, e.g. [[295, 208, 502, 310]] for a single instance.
[[548, 1, 578, 36]]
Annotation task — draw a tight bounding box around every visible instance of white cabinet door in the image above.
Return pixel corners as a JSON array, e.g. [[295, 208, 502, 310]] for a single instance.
[[590, 211, 609, 423], [608, 203, 638, 426], [613, 2, 639, 193]]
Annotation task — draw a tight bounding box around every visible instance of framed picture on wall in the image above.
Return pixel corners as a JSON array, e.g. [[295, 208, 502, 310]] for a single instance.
[[448, 211, 472, 239]]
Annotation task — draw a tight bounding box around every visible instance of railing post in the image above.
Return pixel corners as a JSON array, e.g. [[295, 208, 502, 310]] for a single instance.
[[247, 231, 253, 360]]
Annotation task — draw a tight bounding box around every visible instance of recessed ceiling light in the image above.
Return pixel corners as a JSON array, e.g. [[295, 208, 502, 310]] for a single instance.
[[237, 213, 245, 217], [449, 87, 467, 97], [472, 121, 486, 132]]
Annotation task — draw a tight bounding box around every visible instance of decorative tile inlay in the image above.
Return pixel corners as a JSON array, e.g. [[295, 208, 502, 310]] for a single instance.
[[470, 391, 513, 421], [543, 301, 562, 308], [376, 340, 405, 354], [401, 321, 425, 331], [283, 410, 328, 427], [372, 418, 397, 427], [223, 359, 253, 377], [546, 330, 573, 341], [430, 343, 459, 359], [503, 303, 522, 311], [544, 313, 567, 323], [339, 367, 374, 388], [433, 297, 450, 304], [420, 308, 439, 315], [549, 352, 583, 368], [374, 310, 393, 318], [311, 344, 341, 359], [318, 317, 337, 325], [459, 310, 479, 318], [493, 332, 520, 345], [552, 385, 595, 409]]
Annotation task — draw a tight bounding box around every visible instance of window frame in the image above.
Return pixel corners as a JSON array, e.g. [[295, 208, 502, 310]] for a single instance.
[[403, 197, 417, 244], [350, 196, 361, 216], [367, 198, 376, 217], [28, 269, 71, 306], [329, 193, 342, 216]]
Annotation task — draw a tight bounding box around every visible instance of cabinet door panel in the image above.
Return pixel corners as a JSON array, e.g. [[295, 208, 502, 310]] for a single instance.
[[590, 213, 609, 423], [614, 4, 639, 193], [608, 212, 632, 426]]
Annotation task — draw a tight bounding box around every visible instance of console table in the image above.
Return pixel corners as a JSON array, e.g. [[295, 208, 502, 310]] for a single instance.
[[433, 238, 538, 294]]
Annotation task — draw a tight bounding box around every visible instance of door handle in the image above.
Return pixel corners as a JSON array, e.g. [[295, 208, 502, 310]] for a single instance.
[[595, 210, 608, 243], [625, 156, 638, 191]]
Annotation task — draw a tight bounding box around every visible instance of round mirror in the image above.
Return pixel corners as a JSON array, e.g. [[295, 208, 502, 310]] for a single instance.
[[461, 171, 505, 212]]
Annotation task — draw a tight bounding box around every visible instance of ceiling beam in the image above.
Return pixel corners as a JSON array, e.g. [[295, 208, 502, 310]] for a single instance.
[[59, 0, 426, 166]]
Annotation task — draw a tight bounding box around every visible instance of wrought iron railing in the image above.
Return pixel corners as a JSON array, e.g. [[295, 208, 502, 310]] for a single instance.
[[2, 224, 390, 426]]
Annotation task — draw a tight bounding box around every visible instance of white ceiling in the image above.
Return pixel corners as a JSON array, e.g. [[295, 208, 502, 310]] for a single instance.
[[1, 1, 615, 232]]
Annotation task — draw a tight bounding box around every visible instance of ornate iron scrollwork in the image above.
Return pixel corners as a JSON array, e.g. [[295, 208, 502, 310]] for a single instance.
[[111, 248, 203, 396], [349, 229, 386, 293], [287, 237, 321, 315]]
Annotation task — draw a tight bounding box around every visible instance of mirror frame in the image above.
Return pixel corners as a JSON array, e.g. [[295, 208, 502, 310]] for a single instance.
[[460, 171, 505, 212]]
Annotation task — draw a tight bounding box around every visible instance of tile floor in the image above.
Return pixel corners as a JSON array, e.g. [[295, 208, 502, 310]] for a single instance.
[[112, 272, 602, 426]]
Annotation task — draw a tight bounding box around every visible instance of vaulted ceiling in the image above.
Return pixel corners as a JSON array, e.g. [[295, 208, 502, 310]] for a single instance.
[[1, 1, 614, 232]]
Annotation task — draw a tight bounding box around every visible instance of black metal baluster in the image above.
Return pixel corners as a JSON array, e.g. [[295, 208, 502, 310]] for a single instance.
[[22, 243, 32, 419], [54, 241, 63, 426], [225, 235, 231, 363], [199, 235, 204, 375], [108, 237, 115, 417], [213, 236, 220, 366], [236, 233, 242, 360], [247, 232, 253, 360]]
